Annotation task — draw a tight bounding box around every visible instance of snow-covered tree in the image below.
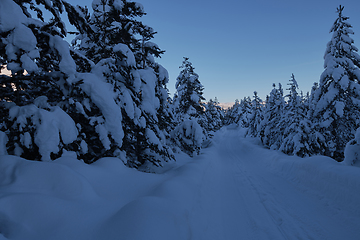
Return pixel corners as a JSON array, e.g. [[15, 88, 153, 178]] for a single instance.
[[258, 83, 285, 149], [279, 74, 313, 157], [246, 91, 263, 137], [72, 0, 174, 167], [0, 0, 73, 105], [171, 57, 206, 156], [343, 127, 360, 167], [173, 57, 205, 119], [224, 99, 240, 125], [0, 0, 89, 161], [304, 82, 318, 117], [238, 97, 252, 128], [170, 118, 204, 157], [311, 5, 360, 161], [204, 98, 223, 132], [0, 0, 174, 168]]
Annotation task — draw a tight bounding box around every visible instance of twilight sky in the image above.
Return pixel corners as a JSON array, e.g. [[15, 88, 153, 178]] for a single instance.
[[70, 0, 360, 103]]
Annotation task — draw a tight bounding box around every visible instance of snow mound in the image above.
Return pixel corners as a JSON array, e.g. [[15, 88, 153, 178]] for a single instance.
[[266, 152, 360, 215], [0, 156, 96, 200], [95, 196, 190, 240]]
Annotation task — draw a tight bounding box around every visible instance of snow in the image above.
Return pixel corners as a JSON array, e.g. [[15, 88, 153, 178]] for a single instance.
[[0, 132, 8, 155], [139, 68, 160, 117], [35, 107, 78, 161], [190, 92, 199, 103], [131, 69, 141, 92], [145, 128, 161, 147], [50, 36, 76, 77], [95, 120, 111, 150], [0, 127, 359, 239], [334, 100, 345, 117], [19, 54, 38, 73], [121, 89, 136, 119], [8, 104, 78, 161], [80, 140, 88, 154], [344, 128, 360, 167], [11, 25, 37, 53], [0, 0, 40, 74], [135, 2, 144, 13], [113, 43, 136, 67], [339, 74, 350, 90], [112, 0, 124, 11], [20, 132, 31, 149], [92, 0, 111, 15], [78, 73, 124, 146], [157, 64, 169, 83], [0, 0, 29, 32]]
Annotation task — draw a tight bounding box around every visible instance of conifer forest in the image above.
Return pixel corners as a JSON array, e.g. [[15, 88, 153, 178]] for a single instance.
[[0, 1, 360, 239]]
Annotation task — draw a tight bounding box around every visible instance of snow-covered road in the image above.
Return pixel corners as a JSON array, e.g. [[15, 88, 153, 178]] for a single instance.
[[181, 128, 360, 239], [0, 126, 359, 240]]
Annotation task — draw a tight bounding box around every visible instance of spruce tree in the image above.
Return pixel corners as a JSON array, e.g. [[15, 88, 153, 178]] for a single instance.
[[279, 74, 312, 157], [204, 98, 223, 132], [73, 0, 174, 167], [173, 57, 205, 118], [311, 5, 360, 161], [0, 0, 88, 161], [171, 57, 206, 156], [247, 91, 263, 137], [224, 99, 240, 125], [238, 97, 252, 128], [0, 0, 174, 168], [258, 83, 285, 149]]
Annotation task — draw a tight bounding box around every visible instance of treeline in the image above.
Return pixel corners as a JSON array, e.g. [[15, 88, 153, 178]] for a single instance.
[[1, 1, 360, 168], [224, 6, 360, 165], [0, 0, 223, 169]]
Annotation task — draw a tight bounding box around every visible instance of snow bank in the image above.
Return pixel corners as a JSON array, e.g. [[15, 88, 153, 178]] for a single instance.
[[266, 153, 360, 215], [0, 156, 98, 239], [95, 196, 190, 240], [1, 128, 359, 239], [0, 156, 95, 199], [0, 149, 196, 240]]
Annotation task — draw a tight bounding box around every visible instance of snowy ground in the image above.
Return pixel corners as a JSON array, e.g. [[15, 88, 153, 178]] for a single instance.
[[0, 126, 359, 240]]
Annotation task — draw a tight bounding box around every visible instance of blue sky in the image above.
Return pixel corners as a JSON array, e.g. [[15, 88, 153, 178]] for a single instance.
[[70, 0, 360, 103]]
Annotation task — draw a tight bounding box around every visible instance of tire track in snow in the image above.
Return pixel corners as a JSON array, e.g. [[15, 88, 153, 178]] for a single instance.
[[157, 127, 358, 240], [200, 128, 333, 239]]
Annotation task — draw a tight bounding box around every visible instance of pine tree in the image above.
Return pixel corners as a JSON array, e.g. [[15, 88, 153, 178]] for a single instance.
[[311, 5, 360, 161]]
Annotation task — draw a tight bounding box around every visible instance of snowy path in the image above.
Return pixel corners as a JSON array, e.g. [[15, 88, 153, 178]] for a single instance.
[[159, 127, 360, 240], [1, 127, 359, 240]]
